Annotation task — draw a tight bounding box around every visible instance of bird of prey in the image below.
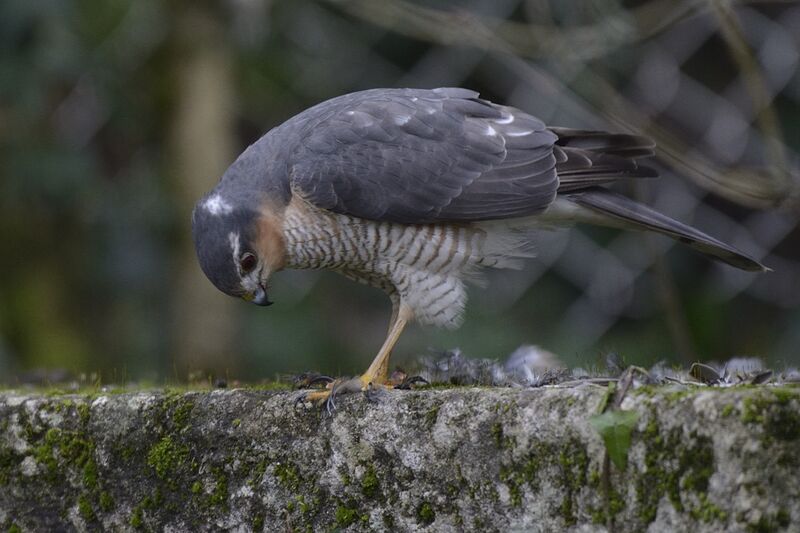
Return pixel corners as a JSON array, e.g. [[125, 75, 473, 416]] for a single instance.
[[192, 87, 764, 404]]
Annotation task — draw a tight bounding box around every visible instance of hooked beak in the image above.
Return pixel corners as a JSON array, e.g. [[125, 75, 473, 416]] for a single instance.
[[244, 284, 272, 306]]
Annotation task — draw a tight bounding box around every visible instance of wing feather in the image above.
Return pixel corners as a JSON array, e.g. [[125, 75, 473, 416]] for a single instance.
[[287, 88, 559, 223], [284, 89, 659, 224]]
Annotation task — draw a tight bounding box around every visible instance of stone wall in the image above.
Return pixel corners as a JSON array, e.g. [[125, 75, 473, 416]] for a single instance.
[[1, 385, 798, 532]]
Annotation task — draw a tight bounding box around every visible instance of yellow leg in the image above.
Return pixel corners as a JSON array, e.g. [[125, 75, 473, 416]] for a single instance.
[[359, 303, 411, 388], [301, 303, 412, 405]]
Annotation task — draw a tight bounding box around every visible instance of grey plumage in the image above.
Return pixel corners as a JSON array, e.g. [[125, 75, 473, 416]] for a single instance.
[[288, 87, 559, 223], [280, 87, 762, 271], [192, 206, 257, 296], [192, 86, 765, 306], [191, 87, 766, 406]]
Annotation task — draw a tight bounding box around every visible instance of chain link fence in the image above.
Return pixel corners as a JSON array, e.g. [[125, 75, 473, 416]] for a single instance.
[[2, 0, 798, 381], [257, 0, 800, 368]]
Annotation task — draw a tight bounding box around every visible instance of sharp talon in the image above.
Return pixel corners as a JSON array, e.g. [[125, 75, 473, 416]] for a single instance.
[[296, 375, 389, 412], [325, 383, 338, 416], [364, 383, 376, 403], [326, 398, 335, 416], [396, 375, 429, 390], [364, 381, 393, 403], [293, 387, 336, 411], [293, 394, 305, 409], [364, 389, 380, 403], [293, 372, 335, 389], [308, 375, 334, 387]]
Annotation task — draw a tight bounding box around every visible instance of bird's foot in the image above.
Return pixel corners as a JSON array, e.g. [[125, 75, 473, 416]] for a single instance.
[[294, 370, 429, 414], [294, 373, 398, 414]]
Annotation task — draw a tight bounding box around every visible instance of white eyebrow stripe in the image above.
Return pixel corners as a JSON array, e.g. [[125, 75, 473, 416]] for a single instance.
[[204, 194, 233, 215], [228, 231, 241, 270]]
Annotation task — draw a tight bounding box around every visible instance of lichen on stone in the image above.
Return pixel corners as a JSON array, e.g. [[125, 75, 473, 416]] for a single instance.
[[0, 386, 797, 531]]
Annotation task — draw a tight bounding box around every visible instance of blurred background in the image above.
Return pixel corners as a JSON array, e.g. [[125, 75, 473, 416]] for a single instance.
[[1, 0, 799, 385]]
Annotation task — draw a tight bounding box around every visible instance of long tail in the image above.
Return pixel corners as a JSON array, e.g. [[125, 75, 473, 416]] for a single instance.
[[564, 187, 766, 272], [551, 127, 658, 192], [538, 128, 766, 272]]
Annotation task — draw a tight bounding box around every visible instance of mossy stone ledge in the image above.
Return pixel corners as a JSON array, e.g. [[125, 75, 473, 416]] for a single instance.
[[0, 386, 798, 532]]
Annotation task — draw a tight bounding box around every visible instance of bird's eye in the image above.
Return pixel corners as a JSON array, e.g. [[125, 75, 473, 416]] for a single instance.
[[240, 252, 257, 273]]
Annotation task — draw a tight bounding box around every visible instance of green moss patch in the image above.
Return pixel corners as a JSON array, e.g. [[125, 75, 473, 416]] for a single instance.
[[361, 464, 380, 499], [497, 436, 590, 525], [417, 501, 436, 526], [741, 389, 800, 442], [3, 387, 799, 531], [146, 435, 188, 479], [635, 415, 722, 526], [335, 504, 360, 528]]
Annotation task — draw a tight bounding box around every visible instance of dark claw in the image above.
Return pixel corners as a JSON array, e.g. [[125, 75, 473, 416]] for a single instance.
[[292, 372, 335, 389], [293, 392, 309, 410], [395, 375, 429, 390], [324, 383, 339, 417], [364, 383, 383, 403], [307, 375, 335, 387], [325, 378, 366, 415], [292, 377, 365, 415]]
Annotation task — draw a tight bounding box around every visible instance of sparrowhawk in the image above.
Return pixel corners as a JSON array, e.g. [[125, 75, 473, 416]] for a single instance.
[[192, 87, 764, 404]]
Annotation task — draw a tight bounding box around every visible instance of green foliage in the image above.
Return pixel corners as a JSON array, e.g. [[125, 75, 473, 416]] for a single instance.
[[589, 410, 640, 470]]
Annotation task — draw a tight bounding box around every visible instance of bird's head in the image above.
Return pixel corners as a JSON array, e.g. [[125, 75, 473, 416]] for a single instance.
[[191, 192, 285, 306]]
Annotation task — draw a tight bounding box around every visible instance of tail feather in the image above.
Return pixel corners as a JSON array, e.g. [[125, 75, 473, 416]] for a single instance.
[[565, 188, 767, 272], [537, 127, 765, 273], [552, 128, 659, 192], [550, 127, 656, 158]]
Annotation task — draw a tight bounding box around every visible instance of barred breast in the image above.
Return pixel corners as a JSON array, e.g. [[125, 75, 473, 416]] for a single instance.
[[281, 197, 525, 328]]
